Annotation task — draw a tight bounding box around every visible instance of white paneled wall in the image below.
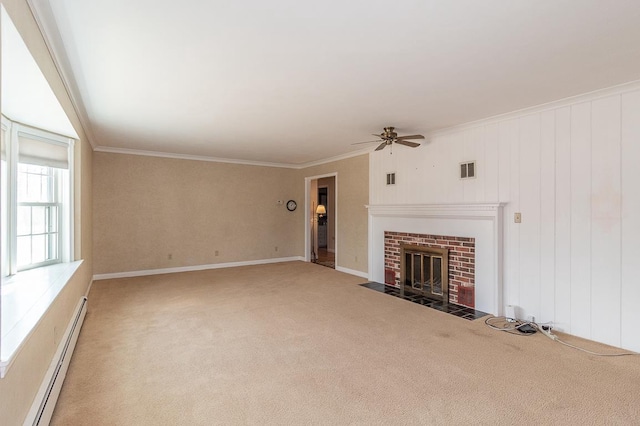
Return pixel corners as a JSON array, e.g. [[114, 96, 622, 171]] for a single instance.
[[370, 84, 640, 351], [621, 91, 640, 351]]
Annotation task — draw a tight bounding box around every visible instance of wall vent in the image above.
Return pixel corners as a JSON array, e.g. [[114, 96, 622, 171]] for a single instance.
[[386, 173, 396, 185], [460, 161, 476, 179]]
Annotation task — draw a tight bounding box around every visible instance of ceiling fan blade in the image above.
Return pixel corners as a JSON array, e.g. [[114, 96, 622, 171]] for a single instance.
[[396, 134, 425, 140], [395, 140, 421, 148], [375, 141, 388, 151], [351, 139, 383, 145]]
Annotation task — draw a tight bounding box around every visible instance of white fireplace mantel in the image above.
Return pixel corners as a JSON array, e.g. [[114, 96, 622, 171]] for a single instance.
[[367, 203, 504, 315]]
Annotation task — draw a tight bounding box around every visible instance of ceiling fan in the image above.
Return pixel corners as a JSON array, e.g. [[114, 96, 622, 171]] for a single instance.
[[353, 127, 425, 151]]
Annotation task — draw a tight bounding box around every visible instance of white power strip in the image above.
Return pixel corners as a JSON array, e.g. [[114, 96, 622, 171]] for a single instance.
[[539, 326, 557, 341]]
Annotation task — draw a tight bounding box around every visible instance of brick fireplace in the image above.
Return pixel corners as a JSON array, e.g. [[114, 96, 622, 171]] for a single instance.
[[384, 231, 476, 308], [367, 203, 504, 315]]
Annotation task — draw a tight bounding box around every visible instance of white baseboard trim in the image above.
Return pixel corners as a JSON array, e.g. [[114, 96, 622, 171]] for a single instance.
[[93, 256, 305, 281], [24, 297, 87, 426], [335, 266, 369, 279], [85, 278, 94, 297]]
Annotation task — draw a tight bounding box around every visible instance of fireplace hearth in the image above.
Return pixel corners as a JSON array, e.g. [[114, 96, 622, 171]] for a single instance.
[[360, 282, 489, 321]]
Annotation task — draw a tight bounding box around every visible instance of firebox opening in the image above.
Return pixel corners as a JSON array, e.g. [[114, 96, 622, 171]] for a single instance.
[[400, 244, 449, 303]]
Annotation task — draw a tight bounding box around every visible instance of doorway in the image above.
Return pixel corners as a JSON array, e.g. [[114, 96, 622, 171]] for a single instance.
[[305, 173, 337, 269], [316, 181, 334, 268]]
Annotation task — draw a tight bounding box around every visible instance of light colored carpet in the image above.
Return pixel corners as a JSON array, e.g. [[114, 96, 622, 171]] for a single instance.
[[52, 261, 640, 425]]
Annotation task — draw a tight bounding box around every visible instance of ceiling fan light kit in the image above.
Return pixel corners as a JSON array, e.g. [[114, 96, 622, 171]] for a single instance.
[[353, 126, 425, 152]]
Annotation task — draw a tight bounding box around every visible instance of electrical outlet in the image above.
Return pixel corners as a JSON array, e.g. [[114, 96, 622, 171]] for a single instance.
[[167, 253, 172, 260], [275, 246, 278, 252], [514, 212, 522, 223], [215, 250, 219, 256], [505, 305, 516, 321]]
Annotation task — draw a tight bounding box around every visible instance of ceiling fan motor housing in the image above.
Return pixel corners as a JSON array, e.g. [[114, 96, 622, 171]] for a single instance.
[[382, 127, 397, 140]]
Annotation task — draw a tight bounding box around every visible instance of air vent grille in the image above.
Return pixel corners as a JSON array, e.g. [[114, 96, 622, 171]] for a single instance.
[[460, 161, 476, 179], [386, 173, 396, 185]]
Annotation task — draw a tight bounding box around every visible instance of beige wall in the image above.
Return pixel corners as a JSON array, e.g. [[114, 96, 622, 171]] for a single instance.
[[93, 153, 368, 276], [93, 153, 302, 274], [297, 155, 369, 273], [0, 0, 93, 424]]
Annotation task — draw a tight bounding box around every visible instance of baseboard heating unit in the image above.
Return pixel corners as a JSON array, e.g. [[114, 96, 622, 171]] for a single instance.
[[24, 297, 87, 426]]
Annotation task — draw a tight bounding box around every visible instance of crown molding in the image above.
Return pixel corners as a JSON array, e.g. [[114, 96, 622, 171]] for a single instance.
[[93, 146, 297, 168], [294, 147, 371, 169], [427, 79, 640, 138], [94, 145, 371, 169], [27, 0, 96, 149]]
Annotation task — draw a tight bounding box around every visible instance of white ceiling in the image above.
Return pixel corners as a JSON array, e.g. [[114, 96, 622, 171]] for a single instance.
[[29, 0, 640, 166]]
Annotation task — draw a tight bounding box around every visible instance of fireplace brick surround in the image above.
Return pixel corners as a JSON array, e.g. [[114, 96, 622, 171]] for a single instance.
[[384, 231, 476, 307]]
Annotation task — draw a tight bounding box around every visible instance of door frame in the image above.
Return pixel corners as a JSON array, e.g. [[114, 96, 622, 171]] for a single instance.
[[304, 172, 338, 264]]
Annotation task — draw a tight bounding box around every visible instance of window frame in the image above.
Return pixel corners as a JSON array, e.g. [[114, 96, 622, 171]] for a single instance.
[[1, 116, 74, 276]]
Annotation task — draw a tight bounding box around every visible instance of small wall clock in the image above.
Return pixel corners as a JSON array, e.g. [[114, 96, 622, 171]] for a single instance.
[[286, 200, 297, 211]]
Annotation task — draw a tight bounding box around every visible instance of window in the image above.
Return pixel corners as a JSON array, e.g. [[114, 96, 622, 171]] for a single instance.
[[1, 117, 74, 276], [17, 164, 60, 268]]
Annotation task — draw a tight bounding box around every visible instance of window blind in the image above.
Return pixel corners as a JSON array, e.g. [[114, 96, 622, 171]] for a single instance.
[[17, 133, 69, 169]]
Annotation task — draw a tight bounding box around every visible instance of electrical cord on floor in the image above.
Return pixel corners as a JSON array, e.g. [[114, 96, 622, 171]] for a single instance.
[[553, 336, 639, 357], [485, 316, 640, 357], [484, 316, 538, 336]]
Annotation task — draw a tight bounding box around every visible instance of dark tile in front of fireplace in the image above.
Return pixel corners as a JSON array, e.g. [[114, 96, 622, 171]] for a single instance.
[[360, 282, 489, 321]]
